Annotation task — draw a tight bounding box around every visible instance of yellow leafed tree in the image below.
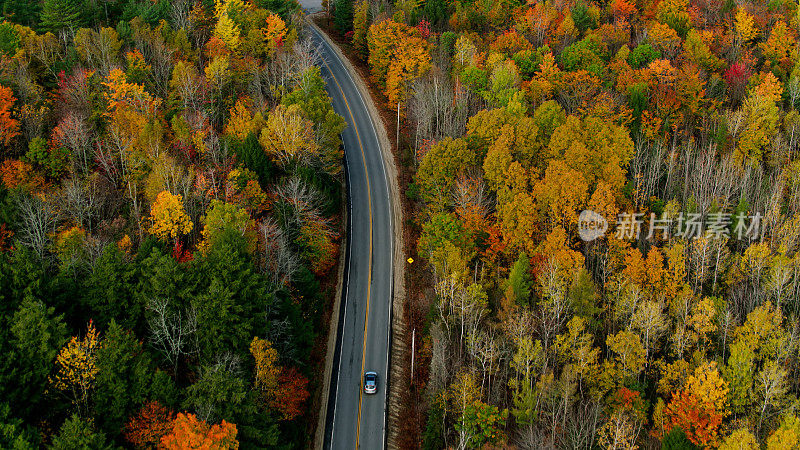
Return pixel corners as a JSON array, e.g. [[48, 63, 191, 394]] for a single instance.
[[734, 9, 758, 44], [214, 0, 245, 52], [104, 68, 160, 117], [250, 337, 280, 405], [50, 320, 101, 415], [385, 35, 431, 108], [225, 97, 264, 141], [719, 428, 758, 450], [367, 19, 431, 107], [258, 104, 318, 169], [736, 73, 783, 166], [352, 0, 369, 56], [147, 191, 194, 242]]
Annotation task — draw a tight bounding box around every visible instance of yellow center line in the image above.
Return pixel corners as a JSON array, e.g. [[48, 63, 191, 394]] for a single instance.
[[318, 35, 373, 450]]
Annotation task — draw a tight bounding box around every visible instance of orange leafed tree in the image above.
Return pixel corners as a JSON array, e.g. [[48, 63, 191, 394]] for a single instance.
[[0, 85, 20, 148], [161, 413, 238, 450], [612, 0, 637, 21], [665, 362, 729, 447], [225, 98, 263, 141], [759, 20, 798, 80], [0, 223, 12, 252], [386, 38, 431, 108], [104, 68, 160, 117], [367, 19, 431, 107], [0, 159, 44, 192], [124, 401, 175, 448], [261, 13, 287, 55], [298, 219, 338, 275]]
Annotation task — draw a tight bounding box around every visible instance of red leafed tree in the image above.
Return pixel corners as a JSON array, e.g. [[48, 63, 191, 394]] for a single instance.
[[610, 387, 648, 422], [416, 19, 431, 40], [270, 367, 311, 421], [124, 401, 175, 449], [481, 223, 506, 265], [160, 412, 238, 449], [0, 223, 13, 252], [172, 241, 194, 263], [724, 62, 750, 103], [0, 85, 20, 149]]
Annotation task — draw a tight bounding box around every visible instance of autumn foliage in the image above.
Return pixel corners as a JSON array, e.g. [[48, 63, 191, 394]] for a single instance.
[[160, 413, 238, 450], [124, 401, 175, 449], [271, 367, 310, 421], [0, 85, 20, 148], [147, 191, 194, 242], [365, 0, 800, 447], [665, 362, 730, 447], [50, 320, 100, 414], [367, 19, 431, 108], [0, 2, 337, 448]]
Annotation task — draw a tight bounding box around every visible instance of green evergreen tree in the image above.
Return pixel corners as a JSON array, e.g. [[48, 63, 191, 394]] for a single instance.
[[661, 426, 699, 450], [333, 0, 353, 34], [507, 252, 532, 306], [2, 0, 40, 28], [39, 0, 86, 33], [0, 22, 20, 56], [50, 414, 111, 450], [423, 0, 448, 26], [231, 133, 276, 188], [2, 296, 67, 422], [93, 321, 166, 440], [185, 360, 248, 423], [0, 403, 38, 449], [83, 245, 141, 331], [254, 0, 300, 20], [0, 247, 46, 316], [421, 396, 445, 450], [193, 228, 272, 361], [568, 268, 602, 326]]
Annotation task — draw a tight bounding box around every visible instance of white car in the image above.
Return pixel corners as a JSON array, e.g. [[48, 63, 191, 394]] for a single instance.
[[364, 371, 378, 394]]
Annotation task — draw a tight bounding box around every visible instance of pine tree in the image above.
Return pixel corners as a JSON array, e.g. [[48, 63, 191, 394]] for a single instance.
[[39, 0, 85, 33], [423, 0, 448, 26], [333, 0, 353, 34], [3, 0, 41, 28], [506, 252, 532, 306]]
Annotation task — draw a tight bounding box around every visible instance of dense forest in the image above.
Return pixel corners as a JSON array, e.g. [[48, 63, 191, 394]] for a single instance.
[[332, 0, 800, 448], [0, 0, 347, 447]]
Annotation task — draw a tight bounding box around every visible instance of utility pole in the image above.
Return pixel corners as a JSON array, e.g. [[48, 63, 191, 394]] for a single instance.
[[410, 328, 415, 385], [396, 102, 400, 152]]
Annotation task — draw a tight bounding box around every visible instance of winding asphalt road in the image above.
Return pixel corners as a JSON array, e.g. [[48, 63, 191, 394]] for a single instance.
[[309, 25, 393, 450]]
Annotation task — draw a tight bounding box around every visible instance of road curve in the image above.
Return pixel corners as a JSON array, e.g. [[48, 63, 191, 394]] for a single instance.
[[309, 24, 394, 450]]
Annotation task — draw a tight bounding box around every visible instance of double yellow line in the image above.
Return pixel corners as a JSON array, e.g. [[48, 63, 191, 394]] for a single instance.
[[317, 33, 373, 449]]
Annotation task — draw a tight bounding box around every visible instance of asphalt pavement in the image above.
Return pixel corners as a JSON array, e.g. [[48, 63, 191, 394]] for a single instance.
[[309, 25, 394, 450]]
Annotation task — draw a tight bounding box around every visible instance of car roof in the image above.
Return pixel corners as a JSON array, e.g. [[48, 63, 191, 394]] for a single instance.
[[365, 371, 377, 375]]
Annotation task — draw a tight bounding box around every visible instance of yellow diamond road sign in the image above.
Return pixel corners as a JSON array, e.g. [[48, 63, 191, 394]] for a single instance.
[[407, 258, 414, 264]]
